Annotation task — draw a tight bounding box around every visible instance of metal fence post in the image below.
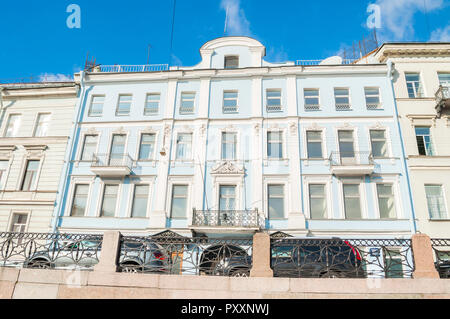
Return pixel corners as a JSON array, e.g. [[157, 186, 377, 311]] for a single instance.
[[411, 233, 440, 279], [93, 231, 121, 273], [250, 232, 273, 277]]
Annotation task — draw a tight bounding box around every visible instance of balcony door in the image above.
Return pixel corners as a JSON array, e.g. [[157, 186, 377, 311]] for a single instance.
[[338, 130, 355, 164], [219, 185, 236, 211], [110, 134, 126, 165]]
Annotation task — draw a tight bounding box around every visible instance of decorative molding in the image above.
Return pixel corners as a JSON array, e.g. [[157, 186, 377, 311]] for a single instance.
[[289, 122, 298, 135], [112, 126, 127, 134], [254, 123, 260, 136], [406, 114, 437, 127], [211, 161, 244, 175], [378, 48, 450, 62], [24, 144, 47, 158]]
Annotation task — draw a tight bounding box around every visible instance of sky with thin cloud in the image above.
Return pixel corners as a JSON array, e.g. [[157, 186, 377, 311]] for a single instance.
[[0, 0, 449, 81]]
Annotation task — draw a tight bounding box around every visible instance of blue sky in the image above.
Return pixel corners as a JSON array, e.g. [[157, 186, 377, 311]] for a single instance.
[[0, 0, 449, 81]]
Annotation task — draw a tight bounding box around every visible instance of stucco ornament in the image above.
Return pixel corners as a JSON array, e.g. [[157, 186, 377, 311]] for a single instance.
[[211, 161, 244, 175]]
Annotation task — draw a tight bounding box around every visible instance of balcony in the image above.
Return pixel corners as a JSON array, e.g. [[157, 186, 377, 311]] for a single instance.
[[435, 85, 450, 117], [329, 151, 375, 176], [91, 153, 133, 177], [191, 209, 263, 232]]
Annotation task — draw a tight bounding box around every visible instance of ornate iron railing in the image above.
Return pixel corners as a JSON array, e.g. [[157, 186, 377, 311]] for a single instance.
[[431, 238, 450, 279], [94, 64, 169, 73], [435, 85, 450, 117], [271, 238, 414, 278], [329, 151, 374, 166], [119, 234, 253, 276], [0, 232, 103, 270], [191, 209, 263, 229]]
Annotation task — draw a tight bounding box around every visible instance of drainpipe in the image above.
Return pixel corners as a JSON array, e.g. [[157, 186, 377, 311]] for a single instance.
[[387, 60, 417, 234], [51, 71, 87, 232]]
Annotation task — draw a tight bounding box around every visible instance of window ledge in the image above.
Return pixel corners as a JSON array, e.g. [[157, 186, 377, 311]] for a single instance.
[[428, 219, 450, 222]]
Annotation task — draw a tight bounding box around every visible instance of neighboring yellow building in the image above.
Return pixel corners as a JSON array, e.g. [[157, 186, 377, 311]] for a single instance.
[[0, 82, 77, 233], [373, 43, 450, 238]]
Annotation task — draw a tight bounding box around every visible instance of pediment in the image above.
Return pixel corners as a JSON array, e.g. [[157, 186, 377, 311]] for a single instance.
[[211, 161, 244, 175]]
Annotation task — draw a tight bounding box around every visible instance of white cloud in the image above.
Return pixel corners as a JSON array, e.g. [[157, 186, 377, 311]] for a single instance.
[[430, 25, 450, 41], [373, 0, 444, 41], [221, 0, 251, 36], [39, 73, 73, 82]]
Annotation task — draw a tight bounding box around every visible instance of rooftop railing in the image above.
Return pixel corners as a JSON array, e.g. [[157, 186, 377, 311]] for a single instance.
[[93, 64, 169, 73], [295, 59, 356, 66]]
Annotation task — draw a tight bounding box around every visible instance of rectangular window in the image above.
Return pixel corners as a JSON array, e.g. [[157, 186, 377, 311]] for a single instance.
[[377, 184, 396, 219], [180, 92, 195, 114], [80, 135, 98, 161], [131, 185, 149, 218], [176, 133, 192, 160], [309, 184, 327, 219], [116, 95, 132, 116], [266, 90, 282, 112], [144, 93, 160, 115], [33, 113, 51, 137], [343, 184, 362, 219], [219, 185, 236, 211], [89, 96, 104, 117], [9, 213, 28, 233], [425, 185, 447, 219], [338, 130, 355, 160], [267, 131, 283, 159], [365, 87, 381, 109], [171, 185, 188, 218], [70, 184, 89, 217], [21, 160, 40, 191], [306, 131, 323, 159], [405, 73, 423, 98], [100, 185, 119, 217], [110, 134, 126, 164], [0, 160, 9, 190], [268, 185, 284, 219], [4, 114, 21, 137], [304, 89, 320, 110], [415, 127, 433, 156], [334, 88, 350, 110], [224, 56, 239, 69], [138, 133, 156, 160], [370, 130, 388, 158], [223, 91, 238, 113], [438, 73, 450, 86], [221, 132, 237, 160]]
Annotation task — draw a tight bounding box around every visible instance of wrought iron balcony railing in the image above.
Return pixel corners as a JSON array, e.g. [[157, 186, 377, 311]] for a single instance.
[[329, 151, 374, 166], [92, 153, 133, 168], [435, 85, 450, 117], [329, 151, 375, 176], [92, 64, 169, 73], [192, 209, 263, 229], [431, 238, 450, 279]]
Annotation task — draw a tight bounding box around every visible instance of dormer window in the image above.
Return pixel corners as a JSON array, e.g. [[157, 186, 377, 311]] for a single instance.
[[224, 56, 239, 69]]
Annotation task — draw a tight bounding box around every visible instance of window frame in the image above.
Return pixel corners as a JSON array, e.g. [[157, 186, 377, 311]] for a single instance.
[[306, 130, 323, 159], [98, 183, 121, 218], [405, 73, 424, 98], [80, 134, 99, 161], [266, 89, 282, 112], [70, 184, 90, 217], [267, 184, 286, 220], [179, 92, 196, 114], [334, 88, 351, 110], [222, 90, 239, 114], [304, 88, 320, 111], [144, 93, 160, 116], [170, 184, 189, 219], [415, 126, 434, 156], [20, 159, 41, 191], [224, 55, 239, 69], [115, 94, 133, 116], [425, 184, 448, 220], [375, 183, 397, 219], [33, 113, 51, 137], [369, 129, 389, 159], [88, 95, 105, 117], [138, 133, 157, 161], [342, 183, 363, 220], [221, 131, 238, 160], [130, 184, 151, 218], [4, 113, 21, 137], [364, 87, 382, 110], [175, 132, 193, 161], [308, 183, 328, 220], [8, 212, 30, 233]]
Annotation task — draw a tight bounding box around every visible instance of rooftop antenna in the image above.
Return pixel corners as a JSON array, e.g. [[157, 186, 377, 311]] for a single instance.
[[147, 44, 152, 65], [223, 4, 229, 35], [84, 53, 98, 71]]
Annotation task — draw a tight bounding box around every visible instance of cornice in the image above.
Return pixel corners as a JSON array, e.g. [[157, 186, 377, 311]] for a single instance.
[[377, 47, 450, 62]]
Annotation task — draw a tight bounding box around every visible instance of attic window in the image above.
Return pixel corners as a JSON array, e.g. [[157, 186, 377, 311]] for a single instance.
[[224, 56, 239, 69]]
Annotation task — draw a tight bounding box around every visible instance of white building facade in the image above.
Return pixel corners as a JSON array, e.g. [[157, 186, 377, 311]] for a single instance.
[[51, 37, 415, 239], [0, 83, 78, 232]]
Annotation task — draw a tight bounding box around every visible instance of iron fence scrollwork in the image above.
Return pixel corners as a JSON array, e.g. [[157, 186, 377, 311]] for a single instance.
[[119, 234, 253, 277], [271, 238, 414, 278], [431, 239, 450, 279], [0, 232, 103, 270]]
